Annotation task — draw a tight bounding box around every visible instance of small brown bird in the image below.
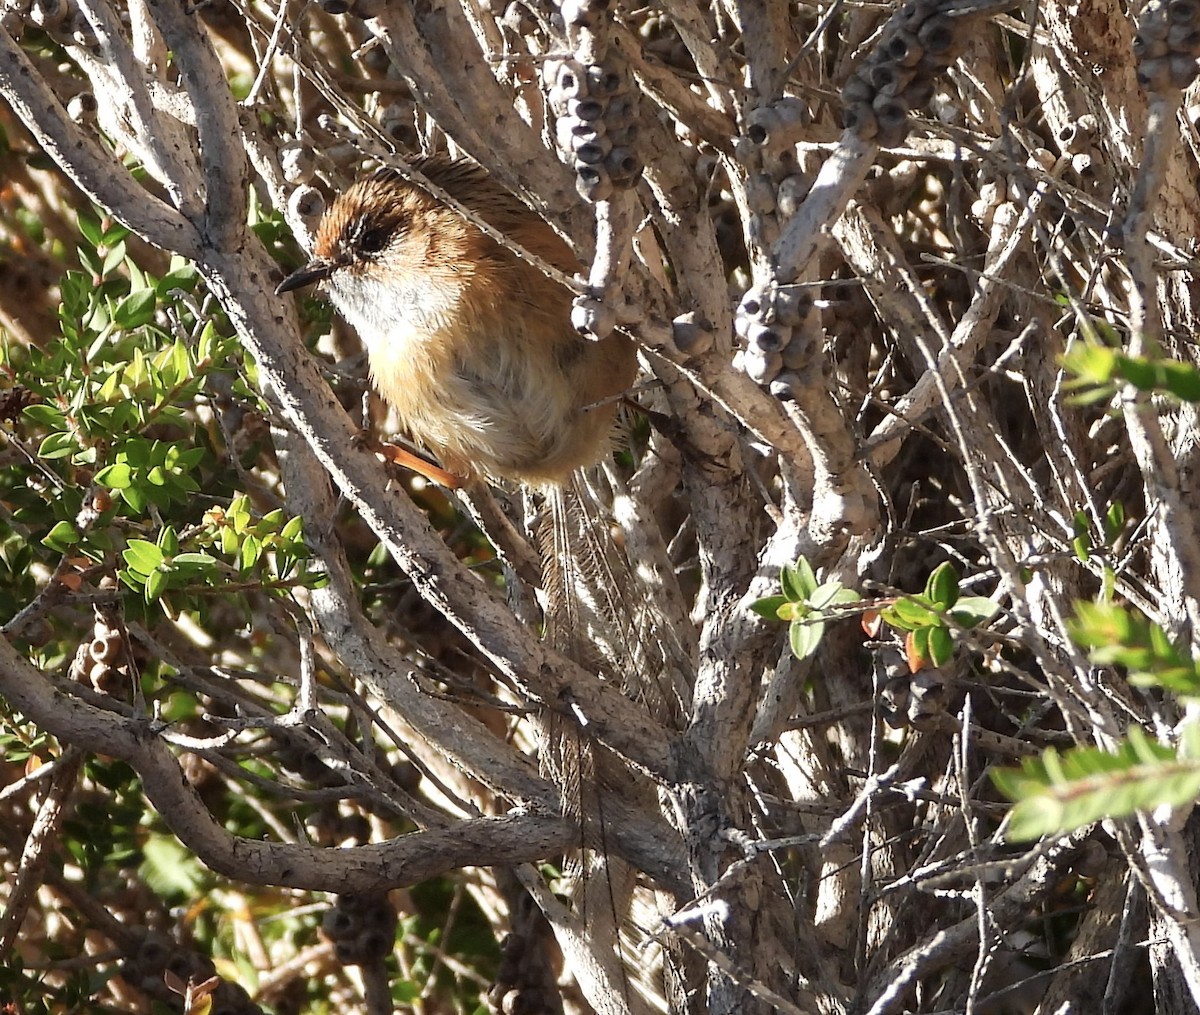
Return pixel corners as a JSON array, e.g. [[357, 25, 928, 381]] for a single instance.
[[279, 159, 666, 1015], [276, 156, 637, 487]]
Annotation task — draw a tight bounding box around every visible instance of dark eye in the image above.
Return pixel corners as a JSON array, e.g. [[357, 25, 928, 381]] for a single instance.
[[356, 225, 390, 256]]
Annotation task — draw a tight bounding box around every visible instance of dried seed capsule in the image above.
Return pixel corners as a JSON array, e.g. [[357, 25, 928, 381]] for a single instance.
[[774, 287, 812, 327], [843, 101, 879, 139], [872, 95, 910, 142], [1167, 22, 1200, 48], [575, 165, 613, 201], [746, 173, 776, 214], [606, 122, 638, 147], [742, 347, 783, 384], [738, 289, 764, 320], [356, 928, 393, 959], [896, 0, 936, 25], [574, 138, 611, 165], [781, 332, 814, 369], [842, 74, 875, 105], [1134, 33, 1170, 59], [29, 0, 68, 27], [604, 145, 641, 183], [1169, 0, 1199, 25], [883, 29, 925, 67], [279, 141, 315, 185], [1138, 10, 1171, 41], [288, 185, 325, 222], [547, 58, 588, 98], [776, 174, 809, 218], [768, 371, 802, 401], [906, 76, 935, 108], [567, 96, 607, 122], [746, 320, 791, 353], [1137, 55, 1169, 88], [605, 95, 636, 130], [774, 96, 810, 126], [67, 14, 97, 48], [672, 313, 715, 356], [1168, 51, 1199, 86], [89, 631, 122, 664], [560, 0, 598, 28], [869, 62, 914, 97], [917, 15, 954, 55], [570, 296, 616, 338], [745, 105, 780, 145], [586, 64, 624, 97], [555, 118, 604, 152]]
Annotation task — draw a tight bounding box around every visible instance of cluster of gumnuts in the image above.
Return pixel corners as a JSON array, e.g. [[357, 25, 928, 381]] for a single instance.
[[544, 0, 642, 202], [322, 892, 400, 966], [734, 282, 818, 395], [72, 589, 128, 696], [1134, 0, 1200, 91], [841, 0, 963, 147], [486, 887, 560, 1015], [487, 928, 561, 1015], [738, 97, 812, 230], [2, 0, 95, 47], [122, 930, 262, 1014]]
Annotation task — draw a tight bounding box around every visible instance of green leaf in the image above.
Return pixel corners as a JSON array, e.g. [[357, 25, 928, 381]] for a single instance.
[[37, 431, 78, 460], [121, 484, 147, 513], [926, 625, 954, 667], [112, 289, 157, 330], [809, 580, 847, 611], [781, 559, 817, 602], [140, 833, 205, 898], [95, 463, 133, 489], [1068, 601, 1200, 694], [22, 404, 66, 428], [196, 318, 218, 361], [925, 562, 959, 610], [156, 265, 200, 297], [77, 212, 104, 249], [910, 626, 930, 668], [1062, 343, 1119, 385], [1156, 359, 1200, 401], [789, 617, 826, 660], [883, 596, 937, 630], [144, 567, 167, 602], [829, 587, 861, 606], [1104, 502, 1126, 543], [950, 596, 1000, 628], [239, 532, 262, 571], [1117, 356, 1158, 391], [42, 520, 80, 552], [749, 595, 789, 620], [158, 526, 179, 556], [100, 239, 127, 277], [122, 539, 164, 575], [172, 552, 218, 568], [994, 729, 1200, 841]]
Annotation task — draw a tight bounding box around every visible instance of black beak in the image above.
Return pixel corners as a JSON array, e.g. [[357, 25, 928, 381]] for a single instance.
[[275, 258, 337, 295]]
